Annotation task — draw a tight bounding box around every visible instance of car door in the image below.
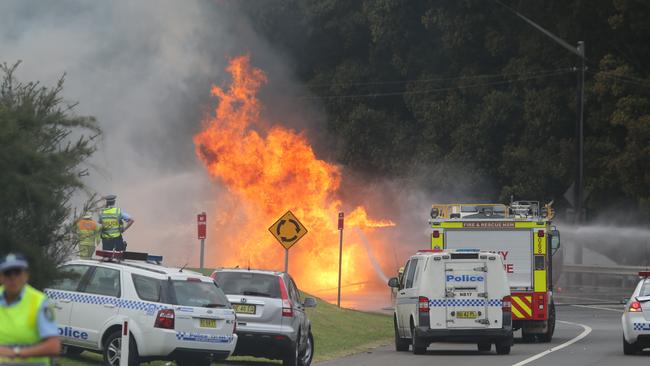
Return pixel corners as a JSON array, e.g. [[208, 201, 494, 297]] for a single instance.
[[396, 260, 411, 334], [402, 259, 419, 337], [45, 264, 93, 342], [68, 266, 122, 348], [289, 277, 308, 345]]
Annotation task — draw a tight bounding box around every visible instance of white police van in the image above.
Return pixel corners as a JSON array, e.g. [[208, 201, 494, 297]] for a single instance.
[[44, 251, 238, 366], [389, 249, 513, 355]]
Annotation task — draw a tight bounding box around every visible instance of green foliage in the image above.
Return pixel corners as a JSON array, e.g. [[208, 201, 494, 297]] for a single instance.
[[0, 62, 100, 289], [241, 0, 650, 219]]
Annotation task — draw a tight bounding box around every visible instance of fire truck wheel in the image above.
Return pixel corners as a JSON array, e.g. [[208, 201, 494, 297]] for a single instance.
[[539, 301, 556, 343], [477, 342, 491, 352], [521, 331, 536, 343]]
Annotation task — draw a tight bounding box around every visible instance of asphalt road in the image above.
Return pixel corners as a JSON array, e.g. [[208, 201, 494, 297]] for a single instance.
[[317, 305, 650, 366]]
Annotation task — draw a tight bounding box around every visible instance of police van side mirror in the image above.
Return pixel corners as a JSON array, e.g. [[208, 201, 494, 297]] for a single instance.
[[388, 277, 400, 288], [550, 229, 561, 254]]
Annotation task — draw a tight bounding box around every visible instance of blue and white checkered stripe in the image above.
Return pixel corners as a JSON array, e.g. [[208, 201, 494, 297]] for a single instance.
[[428, 299, 503, 307], [633, 323, 650, 331], [176, 331, 234, 344], [45, 290, 167, 314]]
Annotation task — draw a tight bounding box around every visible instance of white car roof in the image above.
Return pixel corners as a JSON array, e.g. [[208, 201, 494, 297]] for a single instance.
[[62, 259, 210, 281]]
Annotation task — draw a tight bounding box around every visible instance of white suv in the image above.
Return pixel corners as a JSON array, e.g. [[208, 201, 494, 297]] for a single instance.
[[44, 254, 238, 366]]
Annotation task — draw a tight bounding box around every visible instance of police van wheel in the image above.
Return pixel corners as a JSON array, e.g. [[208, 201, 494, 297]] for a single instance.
[[103, 331, 140, 366], [410, 324, 427, 355], [477, 342, 491, 352], [495, 340, 511, 355], [394, 317, 409, 352]]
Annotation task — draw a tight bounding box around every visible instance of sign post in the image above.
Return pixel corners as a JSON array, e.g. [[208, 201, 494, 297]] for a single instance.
[[120, 317, 129, 366], [269, 211, 308, 273], [337, 212, 344, 308], [197, 212, 207, 269]]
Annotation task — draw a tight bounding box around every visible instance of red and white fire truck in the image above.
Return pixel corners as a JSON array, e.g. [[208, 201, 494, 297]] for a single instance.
[[429, 201, 561, 342]]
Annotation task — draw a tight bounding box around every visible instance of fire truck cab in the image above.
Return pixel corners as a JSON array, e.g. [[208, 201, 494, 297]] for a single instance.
[[429, 201, 561, 342]]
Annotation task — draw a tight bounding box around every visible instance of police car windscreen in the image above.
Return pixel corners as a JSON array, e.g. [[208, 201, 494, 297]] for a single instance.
[[170, 281, 230, 308], [445, 230, 532, 289], [215, 272, 281, 298]]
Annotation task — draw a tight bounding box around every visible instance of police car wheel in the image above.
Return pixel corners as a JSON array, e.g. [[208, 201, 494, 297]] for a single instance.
[[103, 331, 140, 366], [394, 317, 409, 352], [623, 336, 638, 355], [495, 340, 511, 355]]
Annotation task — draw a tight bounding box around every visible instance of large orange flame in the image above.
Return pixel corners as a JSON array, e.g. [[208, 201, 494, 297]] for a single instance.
[[194, 55, 394, 300]]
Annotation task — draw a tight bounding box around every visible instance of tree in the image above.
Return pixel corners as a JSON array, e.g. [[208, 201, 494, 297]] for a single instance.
[[0, 62, 100, 289]]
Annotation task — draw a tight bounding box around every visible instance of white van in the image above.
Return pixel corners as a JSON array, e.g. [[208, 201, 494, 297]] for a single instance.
[[389, 249, 513, 355]]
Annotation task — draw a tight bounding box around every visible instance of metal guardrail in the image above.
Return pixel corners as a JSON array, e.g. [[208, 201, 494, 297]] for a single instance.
[[563, 264, 649, 276]]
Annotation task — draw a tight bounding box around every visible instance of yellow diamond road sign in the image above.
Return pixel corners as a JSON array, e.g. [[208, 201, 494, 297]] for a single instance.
[[269, 211, 308, 250]]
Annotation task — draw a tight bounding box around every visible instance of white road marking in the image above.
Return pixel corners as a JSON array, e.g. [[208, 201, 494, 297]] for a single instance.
[[511, 320, 592, 366], [572, 304, 625, 313]]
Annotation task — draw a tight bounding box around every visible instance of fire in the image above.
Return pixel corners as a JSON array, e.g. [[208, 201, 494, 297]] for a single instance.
[[194, 55, 394, 299]]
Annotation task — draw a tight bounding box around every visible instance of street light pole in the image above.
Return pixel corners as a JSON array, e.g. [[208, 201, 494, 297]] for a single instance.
[[496, 1, 586, 223]]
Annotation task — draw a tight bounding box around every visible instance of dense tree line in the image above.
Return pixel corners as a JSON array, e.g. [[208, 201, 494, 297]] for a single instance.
[[240, 0, 650, 221], [0, 62, 99, 288]]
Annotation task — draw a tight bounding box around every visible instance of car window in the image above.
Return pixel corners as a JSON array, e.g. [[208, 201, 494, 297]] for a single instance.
[[215, 272, 281, 298], [400, 260, 411, 289], [170, 280, 229, 308], [50, 265, 91, 292], [640, 281, 650, 297], [83, 267, 121, 297], [405, 259, 419, 289], [132, 274, 163, 302], [289, 278, 301, 302]]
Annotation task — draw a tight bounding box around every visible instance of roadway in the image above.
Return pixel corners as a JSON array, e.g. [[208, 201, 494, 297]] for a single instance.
[[317, 305, 649, 366]]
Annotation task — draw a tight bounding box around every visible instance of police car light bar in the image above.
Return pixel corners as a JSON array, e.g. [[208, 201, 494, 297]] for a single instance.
[[94, 250, 163, 264], [95, 250, 124, 260], [455, 248, 481, 253], [639, 272, 650, 277]]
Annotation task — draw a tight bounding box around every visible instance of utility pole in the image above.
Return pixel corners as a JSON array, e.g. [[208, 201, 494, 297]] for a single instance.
[[496, 1, 586, 224], [337, 212, 344, 308]]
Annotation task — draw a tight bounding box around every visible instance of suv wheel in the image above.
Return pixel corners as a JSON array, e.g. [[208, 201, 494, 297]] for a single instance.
[[299, 331, 314, 366], [103, 331, 140, 366], [394, 317, 409, 352], [283, 337, 300, 366]]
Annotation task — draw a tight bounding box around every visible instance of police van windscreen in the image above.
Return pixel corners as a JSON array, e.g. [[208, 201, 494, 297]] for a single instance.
[[215, 272, 281, 298]]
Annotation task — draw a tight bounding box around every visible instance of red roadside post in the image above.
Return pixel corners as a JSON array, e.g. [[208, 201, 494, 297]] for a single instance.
[[198, 212, 207, 269], [337, 212, 344, 308]]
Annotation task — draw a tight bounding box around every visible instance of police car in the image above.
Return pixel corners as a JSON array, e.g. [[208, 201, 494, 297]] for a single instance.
[[389, 249, 513, 355], [44, 251, 237, 366], [622, 271, 650, 354]]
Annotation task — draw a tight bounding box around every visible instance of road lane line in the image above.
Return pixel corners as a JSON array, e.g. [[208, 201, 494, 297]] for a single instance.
[[572, 304, 624, 313], [511, 320, 592, 366]]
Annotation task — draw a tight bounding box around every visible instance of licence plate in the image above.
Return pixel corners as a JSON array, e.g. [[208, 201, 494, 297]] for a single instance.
[[456, 311, 477, 319], [233, 304, 256, 314], [199, 318, 217, 328]]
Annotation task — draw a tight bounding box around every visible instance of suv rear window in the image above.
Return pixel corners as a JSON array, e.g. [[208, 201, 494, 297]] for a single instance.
[[215, 272, 281, 298]]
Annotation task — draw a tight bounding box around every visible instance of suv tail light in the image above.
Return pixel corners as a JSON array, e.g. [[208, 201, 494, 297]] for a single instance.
[[502, 296, 512, 312], [232, 317, 237, 333], [629, 301, 642, 312], [278, 277, 293, 317], [154, 309, 175, 329], [418, 296, 429, 313], [210, 272, 217, 280]]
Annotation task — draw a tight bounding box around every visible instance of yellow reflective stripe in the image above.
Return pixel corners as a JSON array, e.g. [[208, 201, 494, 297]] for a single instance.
[[534, 270, 547, 292], [512, 296, 533, 317], [511, 306, 525, 319]]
